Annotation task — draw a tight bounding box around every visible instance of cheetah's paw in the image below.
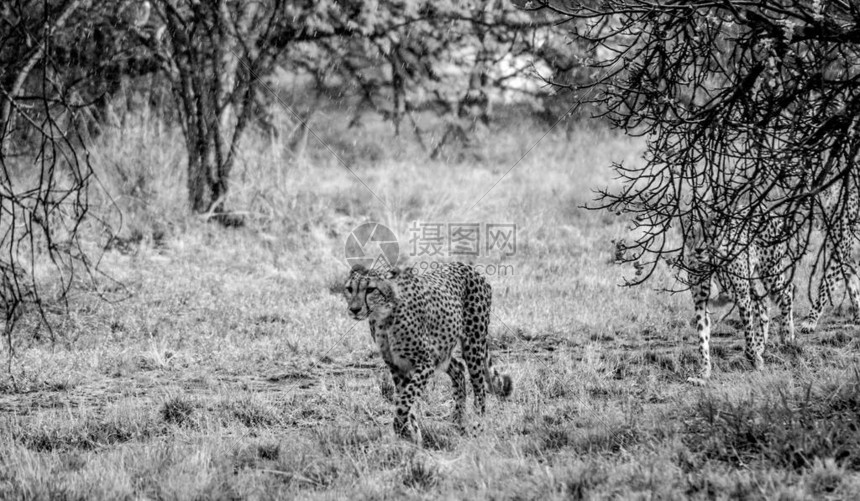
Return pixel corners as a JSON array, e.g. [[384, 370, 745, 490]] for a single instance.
[[799, 321, 817, 334]]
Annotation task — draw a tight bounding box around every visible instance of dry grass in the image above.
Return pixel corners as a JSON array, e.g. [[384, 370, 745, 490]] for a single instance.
[[1, 104, 860, 499]]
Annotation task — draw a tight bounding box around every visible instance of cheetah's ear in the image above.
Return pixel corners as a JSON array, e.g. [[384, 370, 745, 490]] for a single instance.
[[376, 280, 397, 299], [383, 266, 403, 279]]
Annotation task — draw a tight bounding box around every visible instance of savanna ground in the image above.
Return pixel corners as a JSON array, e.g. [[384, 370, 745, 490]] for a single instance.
[[2, 101, 860, 500]]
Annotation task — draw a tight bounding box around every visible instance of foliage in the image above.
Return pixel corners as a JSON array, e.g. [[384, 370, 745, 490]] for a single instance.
[[530, 0, 860, 290], [281, 1, 567, 134], [0, 0, 116, 379], [8, 1, 590, 220], [15, 0, 576, 218], [127, 1, 290, 220]]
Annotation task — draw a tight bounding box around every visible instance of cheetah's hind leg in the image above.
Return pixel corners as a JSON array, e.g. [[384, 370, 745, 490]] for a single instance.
[[445, 357, 468, 431], [845, 263, 860, 325]]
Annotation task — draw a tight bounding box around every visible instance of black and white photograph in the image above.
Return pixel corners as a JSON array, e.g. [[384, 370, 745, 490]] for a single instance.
[[2, 1, 860, 498]]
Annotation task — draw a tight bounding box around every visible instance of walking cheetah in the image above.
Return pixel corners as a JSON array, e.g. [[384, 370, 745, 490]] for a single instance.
[[685, 216, 795, 385], [343, 262, 512, 443]]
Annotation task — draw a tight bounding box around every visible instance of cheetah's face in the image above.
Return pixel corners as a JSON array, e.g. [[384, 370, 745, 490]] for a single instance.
[[687, 217, 732, 263], [343, 266, 394, 321]]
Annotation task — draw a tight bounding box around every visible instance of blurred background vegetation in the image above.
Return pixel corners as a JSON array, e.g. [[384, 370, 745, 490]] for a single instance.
[[0, 0, 602, 342], [1, 0, 596, 216]]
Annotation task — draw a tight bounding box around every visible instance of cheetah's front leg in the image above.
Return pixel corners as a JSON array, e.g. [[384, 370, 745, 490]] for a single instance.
[[755, 295, 770, 346], [687, 277, 712, 386], [388, 370, 415, 439], [801, 261, 839, 334], [392, 364, 435, 444], [736, 294, 764, 370], [766, 275, 795, 344]]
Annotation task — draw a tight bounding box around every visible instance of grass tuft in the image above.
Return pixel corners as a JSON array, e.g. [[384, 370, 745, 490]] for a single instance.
[[687, 371, 860, 471], [402, 453, 441, 489], [159, 395, 195, 426], [9, 411, 160, 452], [221, 396, 281, 428], [256, 442, 281, 461], [564, 464, 608, 500], [317, 426, 385, 454]]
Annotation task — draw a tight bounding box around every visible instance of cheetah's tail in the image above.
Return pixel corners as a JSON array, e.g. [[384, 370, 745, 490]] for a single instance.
[[486, 360, 513, 399]]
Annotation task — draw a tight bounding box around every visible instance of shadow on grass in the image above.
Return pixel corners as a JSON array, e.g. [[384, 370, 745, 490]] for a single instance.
[[10, 414, 164, 452], [521, 408, 642, 457], [686, 368, 860, 471]]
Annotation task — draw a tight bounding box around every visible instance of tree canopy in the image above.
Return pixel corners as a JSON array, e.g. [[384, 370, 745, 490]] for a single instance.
[[529, 0, 860, 289], [1, 1, 579, 217], [0, 0, 586, 345]]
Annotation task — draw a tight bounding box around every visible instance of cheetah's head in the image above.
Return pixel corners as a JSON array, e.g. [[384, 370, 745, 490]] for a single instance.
[[343, 265, 398, 321], [687, 215, 732, 263], [684, 210, 725, 252]]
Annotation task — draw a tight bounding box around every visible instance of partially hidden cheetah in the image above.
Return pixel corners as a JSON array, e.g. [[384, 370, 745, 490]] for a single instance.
[[685, 216, 795, 385], [800, 194, 860, 333], [343, 262, 512, 443]]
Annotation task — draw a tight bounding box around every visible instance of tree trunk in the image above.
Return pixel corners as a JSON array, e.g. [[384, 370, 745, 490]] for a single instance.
[[187, 148, 209, 213], [390, 48, 406, 137], [458, 53, 491, 128], [147, 0, 276, 224]]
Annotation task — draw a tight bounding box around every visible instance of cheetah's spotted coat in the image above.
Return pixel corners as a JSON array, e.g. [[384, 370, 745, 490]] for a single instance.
[[343, 262, 512, 443], [800, 194, 860, 333], [686, 217, 795, 385]]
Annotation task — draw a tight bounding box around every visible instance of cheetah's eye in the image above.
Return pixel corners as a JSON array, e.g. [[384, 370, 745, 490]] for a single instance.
[[345, 286, 353, 294], [365, 286, 376, 293]]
